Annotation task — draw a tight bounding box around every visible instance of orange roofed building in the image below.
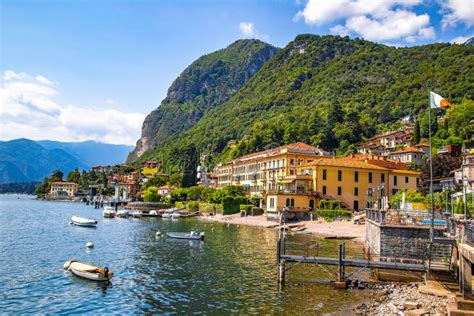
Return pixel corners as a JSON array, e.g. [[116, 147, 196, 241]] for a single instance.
[[216, 143, 420, 219]]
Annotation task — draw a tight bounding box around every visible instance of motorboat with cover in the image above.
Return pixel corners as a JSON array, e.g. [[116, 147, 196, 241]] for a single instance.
[[116, 209, 129, 218], [103, 206, 116, 218], [63, 260, 113, 281], [167, 231, 204, 240], [70, 216, 97, 227]]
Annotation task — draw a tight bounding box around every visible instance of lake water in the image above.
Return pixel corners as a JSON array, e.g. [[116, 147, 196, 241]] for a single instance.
[[0, 194, 367, 314]]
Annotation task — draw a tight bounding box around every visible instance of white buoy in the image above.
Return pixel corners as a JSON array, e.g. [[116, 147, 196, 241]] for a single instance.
[[155, 231, 162, 237], [63, 260, 72, 269], [86, 242, 94, 248]]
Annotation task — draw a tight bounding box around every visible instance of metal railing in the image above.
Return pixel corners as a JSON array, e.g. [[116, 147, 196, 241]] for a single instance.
[[366, 208, 448, 228]]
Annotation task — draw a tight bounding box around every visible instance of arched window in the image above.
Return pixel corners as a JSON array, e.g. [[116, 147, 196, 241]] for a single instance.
[[291, 198, 295, 207], [286, 198, 290, 207], [309, 199, 315, 209]]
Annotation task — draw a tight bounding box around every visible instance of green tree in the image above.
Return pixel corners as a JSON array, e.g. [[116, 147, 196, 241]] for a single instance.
[[413, 120, 421, 144], [169, 173, 183, 187], [144, 186, 161, 202], [187, 186, 204, 201], [50, 170, 63, 182], [66, 169, 81, 183]]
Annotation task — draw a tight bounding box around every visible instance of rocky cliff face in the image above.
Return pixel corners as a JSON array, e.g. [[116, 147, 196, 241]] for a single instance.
[[128, 39, 279, 161]]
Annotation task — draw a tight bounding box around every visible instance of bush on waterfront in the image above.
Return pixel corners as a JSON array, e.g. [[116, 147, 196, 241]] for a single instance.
[[251, 207, 264, 216], [175, 201, 185, 209], [187, 201, 199, 212], [240, 204, 253, 212], [223, 196, 248, 215], [144, 186, 162, 202], [169, 188, 188, 203], [318, 199, 343, 210], [317, 209, 352, 220], [249, 195, 260, 206]]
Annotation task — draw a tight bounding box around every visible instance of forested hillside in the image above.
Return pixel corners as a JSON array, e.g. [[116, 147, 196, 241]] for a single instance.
[[134, 35, 473, 184], [128, 39, 279, 161]]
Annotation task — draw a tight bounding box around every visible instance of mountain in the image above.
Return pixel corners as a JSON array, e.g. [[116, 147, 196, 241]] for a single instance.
[[465, 37, 474, 46], [0, 139, 88, 184], [0, 139, 133, 184], [37, 140, 132, 167], [132, 35, 473, 180], [128, 39, 279, 161]]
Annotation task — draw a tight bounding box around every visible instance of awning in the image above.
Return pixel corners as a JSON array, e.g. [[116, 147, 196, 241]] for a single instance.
[[277, 180, 295, 184]]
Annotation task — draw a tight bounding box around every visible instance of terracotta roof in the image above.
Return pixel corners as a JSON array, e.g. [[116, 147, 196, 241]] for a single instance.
[[304, 157, 389, 170], [364, 159, 409, 170], [390, 169, 421, 175], [51, 182, 78, 185], [232, 142, 326, 163], [414, 143, 429, 148], [158, 185, 176, 190], [389, 146, 425, 155]]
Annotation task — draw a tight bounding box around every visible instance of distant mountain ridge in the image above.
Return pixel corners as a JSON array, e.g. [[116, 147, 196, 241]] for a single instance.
[[0, 139, 132, 184]]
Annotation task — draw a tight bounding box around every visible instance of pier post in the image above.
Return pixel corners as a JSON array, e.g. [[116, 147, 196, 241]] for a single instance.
[[278, 259, 286, 285], [335, 243, 348, 289]]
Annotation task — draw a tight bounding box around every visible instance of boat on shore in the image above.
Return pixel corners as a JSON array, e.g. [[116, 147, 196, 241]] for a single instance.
[[171, 212, 180, 219], [70, 216, 97, 227], [167, 231, 204, 241], [103, 206, 116, 218], [63, 260, 113, 281]]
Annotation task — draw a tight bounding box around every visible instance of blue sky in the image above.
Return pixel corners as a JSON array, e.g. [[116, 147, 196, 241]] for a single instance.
[[1, 0, 473, 144]]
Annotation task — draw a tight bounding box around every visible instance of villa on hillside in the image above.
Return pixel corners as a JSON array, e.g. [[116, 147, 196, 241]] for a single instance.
[[49, 182, 79, 197], [357, 125, 414, 156], [388, 146, 426, 164], [157, 185, 176, 197], [215, 143, 420, 219]]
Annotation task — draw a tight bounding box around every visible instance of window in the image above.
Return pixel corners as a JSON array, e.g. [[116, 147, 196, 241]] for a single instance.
[[337, 186, 342, 195], [353, 200, 359, 211], [405, 176, 409, 184], [286, 198, 290, 207], [291, 198, 295, 207], [338, 170, 342, 181], [369, 172, 373, 183], [309, 199, 315, 209], [394, 176, 398, 186], [290, 169, 295, 175], [354, 171, 359, 182], [322, 186, 327, 195], [322, 169, 327, 180], [290, 159, 295, 166], [381, 173, 385, 183], [354, 187, 359, 196]]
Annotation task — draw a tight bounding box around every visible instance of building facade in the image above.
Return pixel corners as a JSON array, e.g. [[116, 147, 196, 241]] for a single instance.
[[357, 125, 414, 156], [50, 182, 79, 197], [388, 147, 426, 164]]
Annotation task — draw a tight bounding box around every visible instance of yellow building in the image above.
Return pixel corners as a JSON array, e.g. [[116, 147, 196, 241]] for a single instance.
[[49, 182, 79, 197], [217, 144, 420, 218], [216, 142, 329, 195]]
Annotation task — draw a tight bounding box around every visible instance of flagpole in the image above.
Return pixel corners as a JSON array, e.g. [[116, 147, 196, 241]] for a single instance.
[[429, 91, 435, 242]]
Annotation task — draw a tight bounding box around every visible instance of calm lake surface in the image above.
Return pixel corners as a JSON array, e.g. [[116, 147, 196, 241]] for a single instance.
[[0, 194, 367, 314]]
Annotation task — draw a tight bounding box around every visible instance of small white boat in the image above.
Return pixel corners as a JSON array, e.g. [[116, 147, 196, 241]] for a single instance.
[[130, 210, 143, 218], [167, 231, 204, 240], [116, 209, 129, 218], [103, 206, 116, 218], [171, 212, 180, 219], [70, 216, 97, 227], [162, 213, 172, 219], [64, 260, 113, 281]]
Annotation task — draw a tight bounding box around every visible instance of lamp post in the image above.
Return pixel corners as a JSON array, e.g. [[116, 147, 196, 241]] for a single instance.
[[463, 175, 468, 220]]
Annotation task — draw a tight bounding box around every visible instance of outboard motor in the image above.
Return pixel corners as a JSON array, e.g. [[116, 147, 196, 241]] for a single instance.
[[104, 267, 109, 279]]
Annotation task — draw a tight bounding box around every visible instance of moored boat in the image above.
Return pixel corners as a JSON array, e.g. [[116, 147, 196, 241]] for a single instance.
[[130, 210, 143, 218], [167, 231, 204, 240], [64, 260, 113, 281], [162, 212, 172, 219], [116, 209, 129, 218], [103, 206, 116, 218], [70, 216, 97, 227], [171, 212, 180, 219]]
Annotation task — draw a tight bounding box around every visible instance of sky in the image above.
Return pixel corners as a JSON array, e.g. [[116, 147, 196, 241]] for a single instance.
[[1, 0, 473, 145]]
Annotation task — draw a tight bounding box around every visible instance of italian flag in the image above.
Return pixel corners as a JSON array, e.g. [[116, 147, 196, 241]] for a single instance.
[[430, 91, 452, 109]]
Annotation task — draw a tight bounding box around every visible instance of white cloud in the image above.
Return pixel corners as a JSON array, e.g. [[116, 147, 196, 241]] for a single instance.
[[440, 0, 474, 29], [295, 0, 435, 43], [238, 22, 270, 41], [0, 70, 145, 145], [451, 34, 473, 44], [105, 98, 117, 105]]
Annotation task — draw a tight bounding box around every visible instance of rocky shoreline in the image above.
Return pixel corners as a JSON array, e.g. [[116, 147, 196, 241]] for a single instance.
[[354, 283, 451, 315]]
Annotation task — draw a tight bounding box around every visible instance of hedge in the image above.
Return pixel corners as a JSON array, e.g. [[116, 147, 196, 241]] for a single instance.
[[175, 201, 185, 209], [317, 209, 352, 220], [223, 197, 247, 215]]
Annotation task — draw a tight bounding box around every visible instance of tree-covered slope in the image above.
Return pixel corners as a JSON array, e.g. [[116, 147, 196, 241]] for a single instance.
[[137, 35, 473, 179], [128, 39, 279, 161]]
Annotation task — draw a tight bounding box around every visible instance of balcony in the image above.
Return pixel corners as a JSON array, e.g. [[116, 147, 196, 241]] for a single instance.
[[265, 189, 314, 195]]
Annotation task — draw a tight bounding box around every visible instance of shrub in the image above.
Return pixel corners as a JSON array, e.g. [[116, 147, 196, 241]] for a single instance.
[[317, 209, 352, 220], [240, 204, 253, 212], [223, 197, 247, 215], [144, 186, 161, 202], [318, 199, 330, 209], [251, 207, 264, 216], [186, 201, 199, 212], [175, 201, 185, 209], [329, 199, 342, 210]]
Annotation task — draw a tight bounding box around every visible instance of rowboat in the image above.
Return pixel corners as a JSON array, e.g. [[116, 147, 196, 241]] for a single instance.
[[64, 260, 113, 281], [103, 206, 116, 218], [70, 216, 97, 227], [130, 210, 143, 218], [167, 231, 204, 240]]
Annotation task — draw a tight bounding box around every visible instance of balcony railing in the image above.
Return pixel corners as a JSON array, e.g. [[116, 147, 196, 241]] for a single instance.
[[264, 189, 314, 195]]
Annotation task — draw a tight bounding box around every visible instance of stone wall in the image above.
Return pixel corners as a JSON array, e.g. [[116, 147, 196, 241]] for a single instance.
[[366, 220, 446, 262]]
